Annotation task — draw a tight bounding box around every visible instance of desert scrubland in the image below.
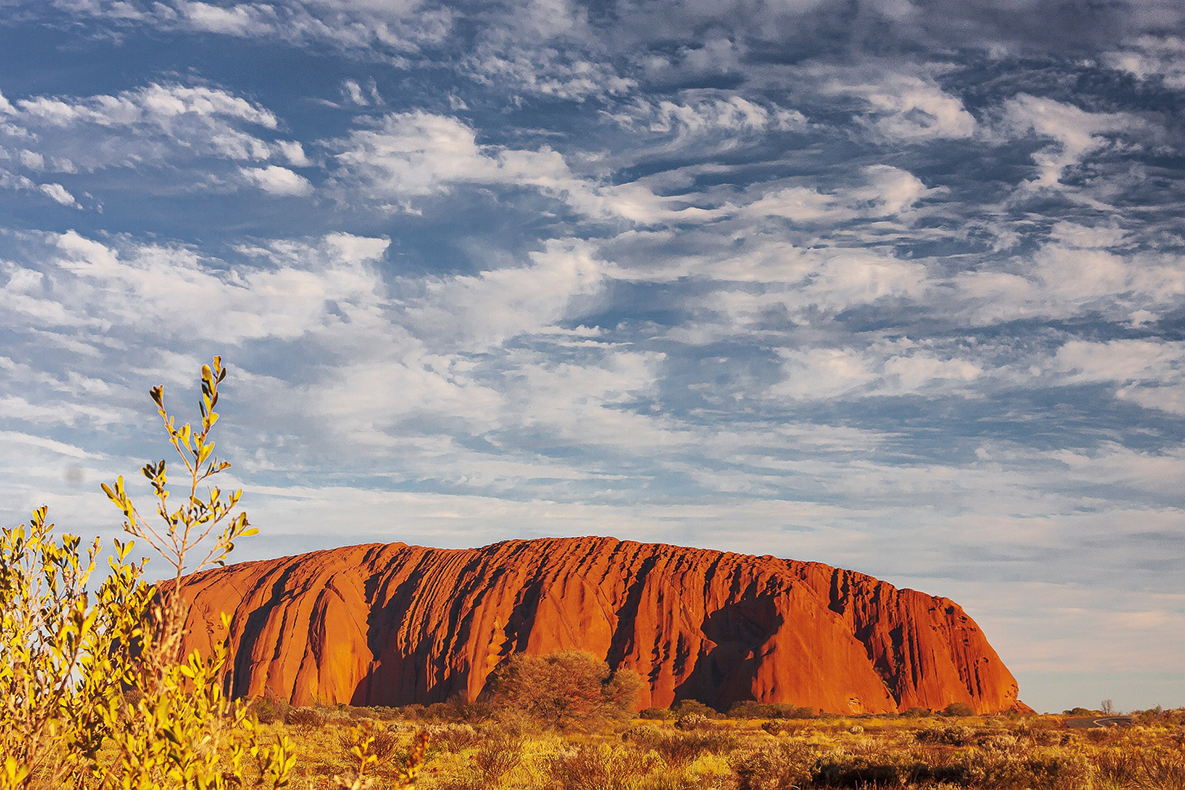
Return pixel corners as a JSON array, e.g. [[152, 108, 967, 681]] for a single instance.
[[206, 696, 1185, 790]]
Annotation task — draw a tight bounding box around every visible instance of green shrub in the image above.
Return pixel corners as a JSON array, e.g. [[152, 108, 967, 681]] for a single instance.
[[943, 701, 976, 717]]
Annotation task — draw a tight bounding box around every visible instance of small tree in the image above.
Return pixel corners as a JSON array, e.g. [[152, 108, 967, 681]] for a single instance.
[[0, 358, 295, 790], [487, 650, 644, 731], [1101, 699, 1115, 715], [0, 508, 149, 788]]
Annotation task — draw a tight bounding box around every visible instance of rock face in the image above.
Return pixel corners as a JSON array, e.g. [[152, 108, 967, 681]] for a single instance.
[[176, 537, 1024, 714]]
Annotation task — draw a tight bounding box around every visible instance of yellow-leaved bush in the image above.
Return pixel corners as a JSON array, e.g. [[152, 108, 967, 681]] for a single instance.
[[0, 358, 298, 790]]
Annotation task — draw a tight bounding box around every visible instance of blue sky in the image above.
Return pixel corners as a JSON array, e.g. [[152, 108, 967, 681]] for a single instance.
[[1, 0, 1183, 714]]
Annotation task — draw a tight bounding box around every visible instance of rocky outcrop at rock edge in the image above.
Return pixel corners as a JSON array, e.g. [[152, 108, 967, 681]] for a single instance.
[[175, 537, 1024, 714]]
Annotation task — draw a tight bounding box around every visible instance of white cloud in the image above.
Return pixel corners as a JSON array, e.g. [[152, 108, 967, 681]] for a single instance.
[[174, 1, 278, 36], [333, 111, 517, 198], [46, 0, 453, 54], [38, 182, 80, 207], [812, 66, 976, 141], [744, 166, 938, 223], [614, 94, 807, 138], [0, 83, 288, 170], [1050, 339, 1185, 414], [995, 94, 1139, 190], [640, 37, 745, 83], [498, 347, 675, 450], [457, 0, 632, 100], [952, 236, 1185, 326], [332, 111, 718, 224], [275, 140, 310, 166], [1105, 35, 1185, 89], [466, 46, 634, 100], [401, 239, 609, 352], [771, 340, 983, 401], [19, 150, 45, 170], [340, 79, 367, 106], [2, 230, 390, 345], [13, 83, 277, 129], [241, 165, 314, 196], [0, 82, 317, 202]]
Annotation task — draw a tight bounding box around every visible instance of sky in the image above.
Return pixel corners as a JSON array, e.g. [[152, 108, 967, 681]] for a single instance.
[[0, 0, 1183, 715]]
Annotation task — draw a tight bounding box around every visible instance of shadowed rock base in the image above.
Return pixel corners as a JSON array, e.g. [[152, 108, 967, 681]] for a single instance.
[[175, 536, 1026, 714]]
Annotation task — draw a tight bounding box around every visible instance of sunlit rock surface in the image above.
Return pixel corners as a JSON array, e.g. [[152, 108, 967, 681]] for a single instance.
[[177, 536, 1025, 714]]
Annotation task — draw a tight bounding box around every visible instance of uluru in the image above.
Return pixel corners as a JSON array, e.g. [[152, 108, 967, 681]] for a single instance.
[[176, 536, 1024, 715]]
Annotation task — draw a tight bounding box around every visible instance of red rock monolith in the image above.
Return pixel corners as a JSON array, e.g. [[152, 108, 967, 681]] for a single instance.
[[175, 536, 1024, 713]]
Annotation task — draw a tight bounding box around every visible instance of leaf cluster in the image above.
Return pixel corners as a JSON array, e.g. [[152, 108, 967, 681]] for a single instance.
[[0, 358, 300, 790]]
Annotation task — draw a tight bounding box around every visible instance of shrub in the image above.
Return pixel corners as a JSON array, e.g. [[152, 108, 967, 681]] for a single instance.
[[0, 358, 297, 790], [671, 700, 718, 719], [547, 743, 655, 790], [334, 724, 427, 789], [1085, 726, 1122, 744], [487, 650, 644, 731], [287, 706, 328, 731], [251, 693, 290, 725], [436, 692, 495, 724], [472, 730, 523, 786], [0, 507, 149, 788], [622, 724, 662, 748], [652, 731, 736, 767], [761, 720, 789, 736], [675, 713, 710, 731], [427, 723, 481, 752], [727, 702, 815, 720], [1014, 723, 1065, 746], [1130, 746, 1185, 788], [977, 732, 1019, 751], [812, 747, 969, 788], [962, 746, 1091, 790], [399, 704, 427, 720], [813, 757, 901, 787], [732, 743, 814, 790], [638, 707, 675, 721], [942, 701, 976, 717], [916, 724, 975, 746], [337, 723, 402, 768]]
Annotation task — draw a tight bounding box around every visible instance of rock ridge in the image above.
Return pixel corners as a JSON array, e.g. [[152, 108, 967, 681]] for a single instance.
[[175, 536, 1024, 714]]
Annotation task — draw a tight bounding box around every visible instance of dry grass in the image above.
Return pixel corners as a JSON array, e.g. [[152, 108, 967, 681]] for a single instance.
[[251, 705, 1185, 790]]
